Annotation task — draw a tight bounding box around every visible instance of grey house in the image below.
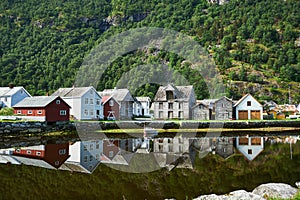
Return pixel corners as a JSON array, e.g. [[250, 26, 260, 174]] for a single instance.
[[215, 96, 233, 120], [192, 96, 233, 120], [99, 88, 134, 120], [153, 84, 196, 120]]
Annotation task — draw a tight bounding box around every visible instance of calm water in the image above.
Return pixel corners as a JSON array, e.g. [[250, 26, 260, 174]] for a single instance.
[[0, 132, 299, 199]]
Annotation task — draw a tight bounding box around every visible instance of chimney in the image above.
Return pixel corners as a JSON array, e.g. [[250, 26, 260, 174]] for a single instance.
[[8, 83, 14, 89]]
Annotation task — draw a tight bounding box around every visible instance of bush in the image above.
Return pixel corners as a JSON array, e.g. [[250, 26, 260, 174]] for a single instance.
[[0, 107, 14, 116]]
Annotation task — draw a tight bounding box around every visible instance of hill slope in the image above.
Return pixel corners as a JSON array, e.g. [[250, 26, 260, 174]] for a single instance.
[[0, 0, 299, 103]]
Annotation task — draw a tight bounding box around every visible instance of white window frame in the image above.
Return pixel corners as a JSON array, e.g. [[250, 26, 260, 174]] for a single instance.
[[36, 151, 41, 156], [84, 98, 89, 105], [17, 110, 22, 115], [96, 99, 100, 105], [37, 110, 42, 115], [27, 110, 32, 114], [27, 150, 31, 154], [60, 110, 67, 116], [84, 109, 88, 116], [109, 99, 114, 107], [90, 109, 94, 116], [56, 100, 61, 104], [59, 149, 66, 155], [90, 98, 94, 105], [109, 151, 114, 158]]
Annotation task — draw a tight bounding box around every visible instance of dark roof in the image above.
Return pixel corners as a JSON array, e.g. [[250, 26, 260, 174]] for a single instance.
[[51, 87, 94, 98], [13, 96, 67, 108], [154, 84, 194, 101]]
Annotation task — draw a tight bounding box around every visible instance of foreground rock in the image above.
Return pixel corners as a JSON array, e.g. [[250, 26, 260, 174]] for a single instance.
[[193, 183, 298, 200], [252, 183, 298, 199]]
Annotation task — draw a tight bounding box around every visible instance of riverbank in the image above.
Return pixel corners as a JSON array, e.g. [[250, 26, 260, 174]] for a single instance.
[[1, 120, 300, 136]]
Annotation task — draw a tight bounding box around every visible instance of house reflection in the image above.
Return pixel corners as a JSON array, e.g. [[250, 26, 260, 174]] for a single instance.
[[1, 135, 296, 173]]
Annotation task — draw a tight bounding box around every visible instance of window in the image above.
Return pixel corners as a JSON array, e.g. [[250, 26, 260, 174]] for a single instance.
[[90, 98, 94, 105], [109, 151, 114, 158], [90, 89, 93, 94], [60, 110, 66, 116], [248, 149, 253, 154], [90, 110, 94, 116], [84, 156, 88, 162], [96, 141, 100, 149], [159, 103, 163, 109], [168, 145, 173, 152], [168, 103, 173, 109], [96, 99, 100, 105], [84, 109, 88, 116], [179, 103, 182, 109], [166, 91, 173, 100], [27, 150, 31, 154], [27, 110, 32, 114], [36, 151, 41, 156], [109, 99, 114, 107], [17, 110, 21, 115], [16, 149, 20, 153], [178, 111, 183, 119], [96, 154, 100, 161], [37, 110, 42, 115], [247, 101, 251, 106], [55, 161, 60, 166], [4, 97, 7, 102], [159, 111, 163, 118], [20, 90, 24, 94], [56, 100, 60, 104], [84, 98, 89, 104], [59, 149, 66, 155], [90, 144, 93, 151], [90, 155, 93, 161], [84, 145, 87, 151]]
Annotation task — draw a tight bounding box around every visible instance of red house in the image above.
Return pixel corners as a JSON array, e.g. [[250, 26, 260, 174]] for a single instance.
[[13, 143, 70, 168], [13, 96, 70, 123], [101, 96, 120, 120]]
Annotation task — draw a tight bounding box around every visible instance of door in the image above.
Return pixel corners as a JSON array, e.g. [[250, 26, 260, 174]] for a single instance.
[[251, 110, 261, 120], [238, 110, 248, 120]]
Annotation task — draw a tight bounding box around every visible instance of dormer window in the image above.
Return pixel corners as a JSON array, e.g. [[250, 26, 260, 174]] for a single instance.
[[56, 100, 60, 104], [247, 101, 251, 106], [166, 91, 174, 100]]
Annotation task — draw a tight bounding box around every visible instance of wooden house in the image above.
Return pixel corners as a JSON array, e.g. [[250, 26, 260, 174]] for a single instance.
[[13, 96, 70, 123], [51, 86, 103, 120], [236, 137, 264, 161], [101, 96, 120, 120], [233, 94, 263, 120], [153, 84, 196, 120], [0, 86, 31, 108]]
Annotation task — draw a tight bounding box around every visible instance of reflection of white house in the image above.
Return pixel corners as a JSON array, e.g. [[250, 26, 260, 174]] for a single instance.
[[62, 140, 103, 173], [0, 86, 31, 108], [236, 137, 264, 161], [52, 86, 103, 120], [234, 94, 263, 120]]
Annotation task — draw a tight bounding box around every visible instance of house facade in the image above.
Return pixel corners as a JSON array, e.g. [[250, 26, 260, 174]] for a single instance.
[[0, 86, 31, 108], [233, 94, 263, 120], [192, 102, 210, 120], [13, 96, 70, 122], [153, 84, 196, 120], [215, 96, 233, 120], [134, 97, 151, 117], [236, 137, 264, 161], [52, 86, 103, 120], [99, 88, 134, 120], [101, 96, 120, 120]]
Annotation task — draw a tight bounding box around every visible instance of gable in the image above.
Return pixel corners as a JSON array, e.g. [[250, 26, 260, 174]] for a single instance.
[[234, 94, 262, 109]]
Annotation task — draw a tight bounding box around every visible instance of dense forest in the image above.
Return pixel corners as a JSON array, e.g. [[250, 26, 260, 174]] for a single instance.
[[0, 0, 299, 103]]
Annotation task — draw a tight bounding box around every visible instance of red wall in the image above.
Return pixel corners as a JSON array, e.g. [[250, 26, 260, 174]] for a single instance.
[[45, 97, 70, 122], [44, 143, 70, 168], [14, 108, 46, 116]]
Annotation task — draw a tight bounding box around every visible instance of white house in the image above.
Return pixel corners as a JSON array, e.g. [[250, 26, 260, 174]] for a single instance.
[[236, 137, 264, 161], [0, 86, 31, 108], [135, 97, 151, 117], [51, 86, 103, 120], [233, 93, 263, 120]]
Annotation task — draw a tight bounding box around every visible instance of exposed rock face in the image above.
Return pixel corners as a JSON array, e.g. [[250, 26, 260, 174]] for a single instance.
[[252, 183, 298, 199], [193, 183, 298, 200], [194, 190, 264, 200]]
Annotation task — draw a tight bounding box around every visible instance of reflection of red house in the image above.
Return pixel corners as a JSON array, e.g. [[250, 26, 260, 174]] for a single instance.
[[13, 143, 70, 168], [13, 96, 70, 123], [101, 96, 120, 120], [102, 140, 120, 160]]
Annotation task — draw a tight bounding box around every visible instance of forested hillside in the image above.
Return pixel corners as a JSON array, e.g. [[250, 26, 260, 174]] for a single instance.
[[0, 0, 299, 103]]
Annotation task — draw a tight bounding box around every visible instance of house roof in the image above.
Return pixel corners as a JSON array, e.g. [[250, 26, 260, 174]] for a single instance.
[[13, 96, 68, 108], [233, 93, 262, 107], [0, 87, 31, 97], [51, 87, 95, 98], [154, 84, 194, 101], [136, 97, 150, 102], [215, 96, 233, 103], [99, 88, 134, 102], [101, 95, 120, 105]]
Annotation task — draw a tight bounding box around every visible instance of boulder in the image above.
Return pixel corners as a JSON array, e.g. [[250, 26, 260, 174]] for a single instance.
[[252, 183, 298, 199], [194, 190, 264, 200]]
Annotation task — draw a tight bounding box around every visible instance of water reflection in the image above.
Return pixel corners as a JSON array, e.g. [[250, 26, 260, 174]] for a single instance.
[[0, 135, 299, 173]]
